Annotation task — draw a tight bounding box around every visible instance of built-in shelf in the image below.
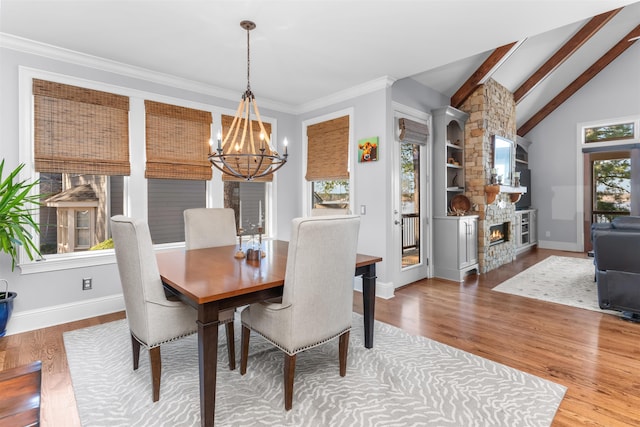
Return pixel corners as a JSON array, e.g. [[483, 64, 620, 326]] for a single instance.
[[485, 184, 528, 204]]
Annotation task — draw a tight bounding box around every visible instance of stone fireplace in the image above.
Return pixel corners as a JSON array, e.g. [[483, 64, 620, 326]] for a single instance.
[[460, 78, 518, 273]]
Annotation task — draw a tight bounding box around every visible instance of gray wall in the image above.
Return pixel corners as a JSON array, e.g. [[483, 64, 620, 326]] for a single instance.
[[0, 45, 297, 330], [527, 43, 640, 251]]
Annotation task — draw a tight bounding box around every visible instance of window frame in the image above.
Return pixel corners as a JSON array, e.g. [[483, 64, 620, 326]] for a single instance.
[[301, 108, 355, 216], [580, 116, 640, 149], [18, 67, 278, 274]]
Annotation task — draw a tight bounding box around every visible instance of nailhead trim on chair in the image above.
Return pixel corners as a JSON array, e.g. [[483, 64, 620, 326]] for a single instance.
[[132, 330, 197, 350], [241, 322, 351, 356]]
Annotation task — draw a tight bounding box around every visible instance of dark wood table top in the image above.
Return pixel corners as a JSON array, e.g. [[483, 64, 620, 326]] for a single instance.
[[156, 240, 382, 305]]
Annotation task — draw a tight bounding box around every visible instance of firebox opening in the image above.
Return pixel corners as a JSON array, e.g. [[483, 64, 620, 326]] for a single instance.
[[489, 222, 510, 246]]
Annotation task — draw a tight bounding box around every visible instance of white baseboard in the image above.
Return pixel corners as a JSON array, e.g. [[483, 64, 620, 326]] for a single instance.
[[6, 278, 396, 336], [353, 277, 395, 299], [7, 294, 125, 336]]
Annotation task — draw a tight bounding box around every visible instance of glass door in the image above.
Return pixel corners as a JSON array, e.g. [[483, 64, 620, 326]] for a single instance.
[[592, 154, 630, 223], [400, 142, 421, 267]]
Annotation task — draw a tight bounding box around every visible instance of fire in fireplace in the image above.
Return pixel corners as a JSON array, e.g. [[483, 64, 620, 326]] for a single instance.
[[489, 222, 510, 246]]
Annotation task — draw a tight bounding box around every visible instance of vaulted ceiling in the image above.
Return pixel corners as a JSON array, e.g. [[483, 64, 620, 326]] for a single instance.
[[1, 0, 638, 136]]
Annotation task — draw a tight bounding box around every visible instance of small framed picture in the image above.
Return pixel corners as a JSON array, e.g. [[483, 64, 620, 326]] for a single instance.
[[358, 137, 379, 162]]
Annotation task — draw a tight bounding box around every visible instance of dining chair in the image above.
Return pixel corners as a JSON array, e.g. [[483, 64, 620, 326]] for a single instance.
[[110, 215, 201, 402], [239, 215, 361, 410], [183, 207, 238, 370]]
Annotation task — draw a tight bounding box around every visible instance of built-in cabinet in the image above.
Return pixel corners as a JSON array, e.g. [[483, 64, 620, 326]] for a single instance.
[[432, 106, 478, 281], [433, 215, 479, 281], [432, 106, 469, 215], [515, 209, 537, 254]]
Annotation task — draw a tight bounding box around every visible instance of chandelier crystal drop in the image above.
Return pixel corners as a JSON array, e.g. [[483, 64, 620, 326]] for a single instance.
[[208, 20, 288, 181]]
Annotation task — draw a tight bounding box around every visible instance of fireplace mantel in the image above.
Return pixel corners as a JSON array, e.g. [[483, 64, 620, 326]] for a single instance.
[[485, 184, 527, 204]]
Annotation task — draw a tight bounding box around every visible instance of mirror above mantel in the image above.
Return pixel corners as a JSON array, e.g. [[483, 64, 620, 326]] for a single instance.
[[485, 184, 527, 204]]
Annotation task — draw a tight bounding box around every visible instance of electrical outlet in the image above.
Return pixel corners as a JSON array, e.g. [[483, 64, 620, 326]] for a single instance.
[[82, 277, 92, 290], [545, 231, 551, 238], [360, 205, 366, 215]]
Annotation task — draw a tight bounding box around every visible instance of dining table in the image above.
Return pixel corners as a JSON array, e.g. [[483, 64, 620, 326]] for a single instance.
[[156, 239, 382, 427]]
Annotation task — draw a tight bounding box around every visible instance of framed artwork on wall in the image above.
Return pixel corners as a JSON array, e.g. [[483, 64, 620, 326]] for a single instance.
[[358, 137, 379, 162]]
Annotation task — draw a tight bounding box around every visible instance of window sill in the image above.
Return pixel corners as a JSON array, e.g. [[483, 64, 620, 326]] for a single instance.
[[19, 242, 185, 275]]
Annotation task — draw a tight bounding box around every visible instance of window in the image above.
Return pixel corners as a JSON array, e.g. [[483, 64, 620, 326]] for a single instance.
[[223, 182, 266, 234], [312, 180, 349, 210], [147, 179, 206, 244], [585, 123, 635, 143], [144, 101, 212, 243], [306, 115, 351, 212], [32, 79, 130, 255]]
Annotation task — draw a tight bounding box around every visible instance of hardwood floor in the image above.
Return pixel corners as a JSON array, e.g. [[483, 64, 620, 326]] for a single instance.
[[1, 248, 639, 426]]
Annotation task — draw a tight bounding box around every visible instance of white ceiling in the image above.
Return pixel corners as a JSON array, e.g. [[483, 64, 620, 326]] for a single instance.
[[1, 0, 638, 130]]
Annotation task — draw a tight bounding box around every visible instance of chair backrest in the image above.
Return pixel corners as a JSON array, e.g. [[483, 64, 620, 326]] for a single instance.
[[184, 208, 237, 249], [110, 215, 168, 345], [283, 215, 360, 347], [310, 208, 351, 216]]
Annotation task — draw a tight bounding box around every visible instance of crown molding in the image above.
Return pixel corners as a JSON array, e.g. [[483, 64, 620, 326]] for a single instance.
[[2, 33, 397, 116], [297, 76, 397, 114], [0, 33, 297, 114]]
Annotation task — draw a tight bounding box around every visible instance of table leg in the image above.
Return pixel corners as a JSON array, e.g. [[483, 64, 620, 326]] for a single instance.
[[360, 264, 377, 349], [197, 303, 219, 427]]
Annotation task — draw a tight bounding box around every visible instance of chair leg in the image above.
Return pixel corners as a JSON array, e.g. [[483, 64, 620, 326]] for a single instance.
[[284, 353, 296, 411], [339, 331, 350, 377], [150, 346, 161, 402], [240, 325, 250, 375], [131, 334, 141, 370], [226, 321, 236, 370]]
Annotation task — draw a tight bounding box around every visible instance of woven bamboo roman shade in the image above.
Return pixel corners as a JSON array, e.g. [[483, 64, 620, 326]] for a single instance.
[[145, 101, 212, 180], [33, 79, 130, 175], [305, 115, 350, 181], [220, 114, 273, 182], [399, 118, 429, 145]]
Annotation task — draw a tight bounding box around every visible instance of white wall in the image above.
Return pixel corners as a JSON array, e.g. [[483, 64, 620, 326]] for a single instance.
[[527, 43, 640, 251]]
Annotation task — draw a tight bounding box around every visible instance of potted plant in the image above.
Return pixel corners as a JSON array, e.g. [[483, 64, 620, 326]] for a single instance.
[[0, 160, 41, 337]]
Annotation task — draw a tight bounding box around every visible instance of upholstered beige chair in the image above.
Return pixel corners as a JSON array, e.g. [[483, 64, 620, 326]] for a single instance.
[[240, 215, 360, 410], [183, 207, 237, 249], [111, 215, 198, 402], [183, 207, 238, 369]]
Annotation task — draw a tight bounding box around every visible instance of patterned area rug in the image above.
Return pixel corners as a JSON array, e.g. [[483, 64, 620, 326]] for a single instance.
[[493, 255, 619, 316], [64, 313, 566, 426]]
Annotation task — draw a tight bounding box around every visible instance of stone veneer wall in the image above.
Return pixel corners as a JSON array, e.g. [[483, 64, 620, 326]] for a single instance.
[[460, 79, 518, 273]]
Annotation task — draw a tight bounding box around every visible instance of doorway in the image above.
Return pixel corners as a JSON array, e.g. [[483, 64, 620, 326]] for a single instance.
[[583, 150, 631, 251], [392, 114, 430, 287]]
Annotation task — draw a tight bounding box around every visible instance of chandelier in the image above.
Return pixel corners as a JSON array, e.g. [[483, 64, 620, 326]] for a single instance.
[[209, 20, 288, 181]]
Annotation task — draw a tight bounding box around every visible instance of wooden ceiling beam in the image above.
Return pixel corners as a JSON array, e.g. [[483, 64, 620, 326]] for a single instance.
[[450, 41, 518, 109], [514, 8, 622, 104], [518, 24, 640, 137]]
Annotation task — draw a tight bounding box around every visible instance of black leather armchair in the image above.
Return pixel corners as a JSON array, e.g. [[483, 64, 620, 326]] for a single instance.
[[592, 216, 640, 321]]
